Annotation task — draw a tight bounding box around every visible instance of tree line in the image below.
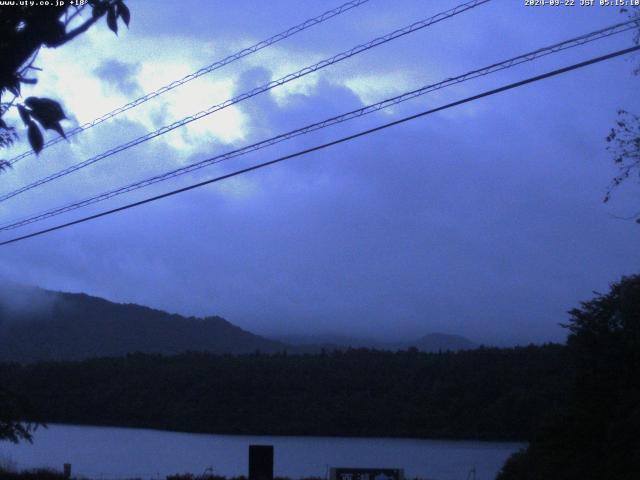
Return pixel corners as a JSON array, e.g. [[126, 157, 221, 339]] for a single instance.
[[0, 344, 568, 441], [497, 275, 640, 479]]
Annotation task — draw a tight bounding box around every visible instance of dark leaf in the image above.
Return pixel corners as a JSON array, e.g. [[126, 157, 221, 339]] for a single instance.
[[17, 105, 30, 125], [107, 6, 118, 34], [49, 121, 66, 139], [7, 77, 20, 97], [117, 2, 130, 26], [19, 77, 37, 85], [0, 119, 6, 129], [25, 97, 66, 122], [42, 20, 67, 47], [27, 122, 44, 154], [91, 0, 108, 18], [24, 97, 67, 138]]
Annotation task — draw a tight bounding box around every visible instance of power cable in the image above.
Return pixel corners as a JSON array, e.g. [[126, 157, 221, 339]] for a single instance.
[[0, 19, 635, 233], [6, 0, 371, 166], [0, 0, 490, 204], [2, 44, 637, 247]]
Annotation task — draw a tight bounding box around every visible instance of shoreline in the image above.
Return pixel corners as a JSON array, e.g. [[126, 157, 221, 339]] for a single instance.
[[29, 421, 530, 445]]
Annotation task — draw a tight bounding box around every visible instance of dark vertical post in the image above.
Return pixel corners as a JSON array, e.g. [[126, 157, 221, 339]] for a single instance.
[[63, 463, 71, 479], [249, 445, 274, 480]]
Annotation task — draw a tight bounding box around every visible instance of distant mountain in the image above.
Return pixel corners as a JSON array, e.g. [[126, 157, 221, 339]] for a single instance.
[[0, 284, 477, 363], [273, 332, 477, 353], [407, 333, 477, 352], [0, 286, 287, 363], [274, 334, 380, 351]]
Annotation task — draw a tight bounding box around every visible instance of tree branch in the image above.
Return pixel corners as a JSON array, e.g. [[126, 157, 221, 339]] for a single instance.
[[64, 4, 88, 28], [47, 14, 101, 47]]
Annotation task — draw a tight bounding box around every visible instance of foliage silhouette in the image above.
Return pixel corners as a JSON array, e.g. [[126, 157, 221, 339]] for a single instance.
[[497, 274, 640, 480], [0, 344, 568, 441], [0, 0, 130, 443], [0, 467, 67, 480], [604, 7, 640, 222], [0, 0, 130, 166]]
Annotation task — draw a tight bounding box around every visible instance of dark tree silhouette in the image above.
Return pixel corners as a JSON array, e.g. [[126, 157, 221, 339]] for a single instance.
[[0, 387, 38, 443], [604, 7, 640, 222], [0, 0, 130, 443], [497, 274, 640, 480], [0, 0, 130, 168], [0, 345, 568, 441]]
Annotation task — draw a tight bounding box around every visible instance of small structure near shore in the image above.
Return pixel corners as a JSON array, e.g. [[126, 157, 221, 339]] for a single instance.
[[249, 444, 274, 480], [330, 467, 404, 480]]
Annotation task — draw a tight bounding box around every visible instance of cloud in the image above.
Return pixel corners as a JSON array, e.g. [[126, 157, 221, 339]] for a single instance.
[[0, 0, 638, 347], [94, 59, 143, 97], [0, 280, 59, 324]]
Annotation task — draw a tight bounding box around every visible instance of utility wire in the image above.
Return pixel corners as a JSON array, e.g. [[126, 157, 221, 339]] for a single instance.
[[1, 45, 637, 247], [6, 0, 371, 166], [0, 19, 635, 233], [0, 0, 490, 204]]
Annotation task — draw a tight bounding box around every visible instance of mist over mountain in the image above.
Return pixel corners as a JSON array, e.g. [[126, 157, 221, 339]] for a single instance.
[[274, 332, 477, 353], [0, 285, 287, 363], [0, 284, 477, 363]]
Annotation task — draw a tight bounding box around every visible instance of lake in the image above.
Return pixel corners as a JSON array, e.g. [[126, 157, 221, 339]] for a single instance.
[[0, 424, 524, 480]]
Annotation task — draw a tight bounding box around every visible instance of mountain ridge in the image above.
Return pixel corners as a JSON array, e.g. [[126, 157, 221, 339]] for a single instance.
[[0, 286, 287, 363], [272, 332, 477, 353], [0, 285, 477, 363]]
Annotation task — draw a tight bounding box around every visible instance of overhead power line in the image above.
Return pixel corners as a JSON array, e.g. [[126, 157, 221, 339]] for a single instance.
[[0, 0, 490, 204], [0, 19, 636, 233], [7, 0, 371, 166], [1, 44, 637, 247]]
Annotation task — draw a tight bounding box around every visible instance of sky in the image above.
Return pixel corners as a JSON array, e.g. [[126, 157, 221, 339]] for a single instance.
[[0, 0, 639, 345]]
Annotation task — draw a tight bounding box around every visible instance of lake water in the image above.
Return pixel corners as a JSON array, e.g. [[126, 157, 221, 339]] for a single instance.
[[0, 424, 524, 480]]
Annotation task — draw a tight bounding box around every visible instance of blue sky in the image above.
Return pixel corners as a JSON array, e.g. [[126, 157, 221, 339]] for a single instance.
[[0, 0, 638, 344]]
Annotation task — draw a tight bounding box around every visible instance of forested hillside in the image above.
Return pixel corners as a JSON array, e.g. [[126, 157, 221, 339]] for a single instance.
[[497, 275, 640, 480], [0, 345, 567, 440], [0, 288, 286, 362], [273, 333, 477, 353]]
